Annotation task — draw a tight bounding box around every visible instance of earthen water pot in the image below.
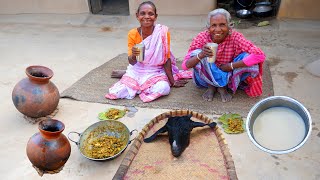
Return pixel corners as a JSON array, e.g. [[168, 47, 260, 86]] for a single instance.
[[26, 119, 71, 171], [12, 65, 60, 118]]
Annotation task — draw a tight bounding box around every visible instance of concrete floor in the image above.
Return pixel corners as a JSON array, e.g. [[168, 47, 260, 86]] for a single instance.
[[0, 14, 320, 180]]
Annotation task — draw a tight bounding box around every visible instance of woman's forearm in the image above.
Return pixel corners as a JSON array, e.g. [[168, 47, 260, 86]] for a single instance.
[[185, 52, 204, 69], [231, 60, 246, 69], [227, 54, 265, 70], [164, 58, 175, 86], [242, 54, 265, 66]]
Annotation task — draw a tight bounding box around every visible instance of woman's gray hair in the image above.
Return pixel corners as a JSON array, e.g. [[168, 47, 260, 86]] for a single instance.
[[206, 8, 233, 28]]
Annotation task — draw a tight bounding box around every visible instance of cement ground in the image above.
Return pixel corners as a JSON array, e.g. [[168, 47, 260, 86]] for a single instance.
[[0, 13, 320, 180]]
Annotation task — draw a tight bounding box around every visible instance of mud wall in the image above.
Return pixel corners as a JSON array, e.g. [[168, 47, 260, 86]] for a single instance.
[[0, 0, 319, 20], [0, 0, 214, 15], [278, 0, 320, 19], [129, 0, 217, 15], [0, 0, 89, 14]]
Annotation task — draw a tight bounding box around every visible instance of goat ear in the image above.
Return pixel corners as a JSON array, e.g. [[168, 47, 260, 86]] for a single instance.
[[143, 126, 167, 143], [191, 121, 217, 129], [207, 122, 217, 128], [190, 121, 208, 128]]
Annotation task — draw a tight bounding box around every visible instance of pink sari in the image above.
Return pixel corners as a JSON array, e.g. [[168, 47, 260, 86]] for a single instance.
[[106, 24, 192, 102]]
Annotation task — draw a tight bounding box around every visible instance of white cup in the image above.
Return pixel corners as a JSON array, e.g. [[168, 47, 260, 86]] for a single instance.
[[206, 43, 218, 63]]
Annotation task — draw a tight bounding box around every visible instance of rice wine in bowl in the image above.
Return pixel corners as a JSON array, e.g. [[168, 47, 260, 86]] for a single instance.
[[253, 107, 305, 150], [246, 96, 312, 154]]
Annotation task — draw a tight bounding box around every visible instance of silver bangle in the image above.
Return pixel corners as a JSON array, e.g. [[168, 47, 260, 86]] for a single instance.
[[230, 62, 234, 70], [196, 53, 201, 61]]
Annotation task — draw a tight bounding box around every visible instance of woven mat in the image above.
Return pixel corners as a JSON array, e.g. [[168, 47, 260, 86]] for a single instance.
[[113, 110, 237, 180], [61, 53, 274, 117], [23, 107, 59, 124]]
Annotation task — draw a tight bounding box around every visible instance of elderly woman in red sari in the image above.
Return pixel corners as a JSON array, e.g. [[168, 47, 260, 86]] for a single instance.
[[182, 8, 265, 102], [105, 1, 191, 102]]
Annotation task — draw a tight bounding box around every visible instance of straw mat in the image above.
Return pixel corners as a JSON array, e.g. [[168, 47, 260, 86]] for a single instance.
[[113, 110, 237, 180], [61, 53, 274, 117]]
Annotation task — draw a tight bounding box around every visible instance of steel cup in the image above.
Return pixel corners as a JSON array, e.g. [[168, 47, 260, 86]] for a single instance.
[[134, 43, 145, 62], [206, 43, 218, 63]]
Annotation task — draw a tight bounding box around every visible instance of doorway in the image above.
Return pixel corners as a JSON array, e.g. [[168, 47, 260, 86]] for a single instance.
[[89, 0, 129, 15]]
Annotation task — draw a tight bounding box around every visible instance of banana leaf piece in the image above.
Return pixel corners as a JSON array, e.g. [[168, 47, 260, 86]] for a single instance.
[[218, 113, 245, 134], [257, 21, 270, 27], [98, 108, 126, 120]]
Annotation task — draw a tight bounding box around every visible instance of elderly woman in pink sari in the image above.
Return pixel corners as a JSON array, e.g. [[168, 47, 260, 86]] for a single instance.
[[182, 8, 265, 102], [105, 1, 191, 103]]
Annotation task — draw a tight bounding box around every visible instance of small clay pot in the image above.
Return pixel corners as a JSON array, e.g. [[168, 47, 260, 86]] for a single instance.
[[12, 65, 60, 118], [26, 119, 71, 171]]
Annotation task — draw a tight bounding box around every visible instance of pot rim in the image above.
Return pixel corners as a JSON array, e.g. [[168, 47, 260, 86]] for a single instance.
[[255, 1, 272, 6], [39, 119, 65, 136], [26, 65, 54, 82], [246, 96, 312, 154]]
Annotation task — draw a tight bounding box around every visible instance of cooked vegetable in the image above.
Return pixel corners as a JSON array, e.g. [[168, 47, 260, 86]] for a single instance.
[[98, 108, 126, 120], [105, 108, 121, 119], [81, 125, 127, 159], [218, 113, 245, 134]]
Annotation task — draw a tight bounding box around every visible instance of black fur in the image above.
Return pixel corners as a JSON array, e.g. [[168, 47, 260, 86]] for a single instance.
[[144, 114, 217, 157]]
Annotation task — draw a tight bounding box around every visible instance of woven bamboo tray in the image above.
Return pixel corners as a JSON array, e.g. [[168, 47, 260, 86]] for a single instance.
[[113, 110, 238, 180]]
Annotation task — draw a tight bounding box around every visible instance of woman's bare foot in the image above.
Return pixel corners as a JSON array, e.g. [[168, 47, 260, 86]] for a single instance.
[[111, 70, 126, 78], [217, 87, 232, 102], [202, 86, 216, 101]]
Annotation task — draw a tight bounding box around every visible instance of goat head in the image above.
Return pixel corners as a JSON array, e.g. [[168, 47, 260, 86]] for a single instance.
[[144, 114, 216, 157]]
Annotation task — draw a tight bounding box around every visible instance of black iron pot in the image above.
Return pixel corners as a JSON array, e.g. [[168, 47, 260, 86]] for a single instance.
[[234, 0, 255, 11], [236, 9, 253, 19], [253, 2, 273, 17]]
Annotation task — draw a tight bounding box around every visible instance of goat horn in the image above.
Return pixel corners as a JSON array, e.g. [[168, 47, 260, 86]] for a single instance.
[[143, 126, 167, 143]]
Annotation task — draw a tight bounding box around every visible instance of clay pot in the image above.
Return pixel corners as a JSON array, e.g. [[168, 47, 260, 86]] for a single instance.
[[12, 65, 60, 118], [26, 119, 71, 171]]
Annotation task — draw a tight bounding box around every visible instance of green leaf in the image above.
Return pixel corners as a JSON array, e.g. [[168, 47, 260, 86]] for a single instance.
[[218, 114, 229, 124], [218, 113, 245, 134], [222, 124, 229, 129], [231, 113, 241, 119], [257, 21, 270, 27], [98, 108, 126, 121]]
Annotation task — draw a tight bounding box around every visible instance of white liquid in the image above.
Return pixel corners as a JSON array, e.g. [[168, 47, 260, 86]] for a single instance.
[[253, 107, 306, 151]]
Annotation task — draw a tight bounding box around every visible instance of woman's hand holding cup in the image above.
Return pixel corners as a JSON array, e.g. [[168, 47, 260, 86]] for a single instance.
[[132, 46, 140, 57], [204, 43, 218, 63], [201, 45, 214, 58]]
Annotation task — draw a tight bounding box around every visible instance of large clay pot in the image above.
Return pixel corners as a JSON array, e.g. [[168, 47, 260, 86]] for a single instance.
[[12, 65, 60, 118], [26, 119, 71, 171]]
